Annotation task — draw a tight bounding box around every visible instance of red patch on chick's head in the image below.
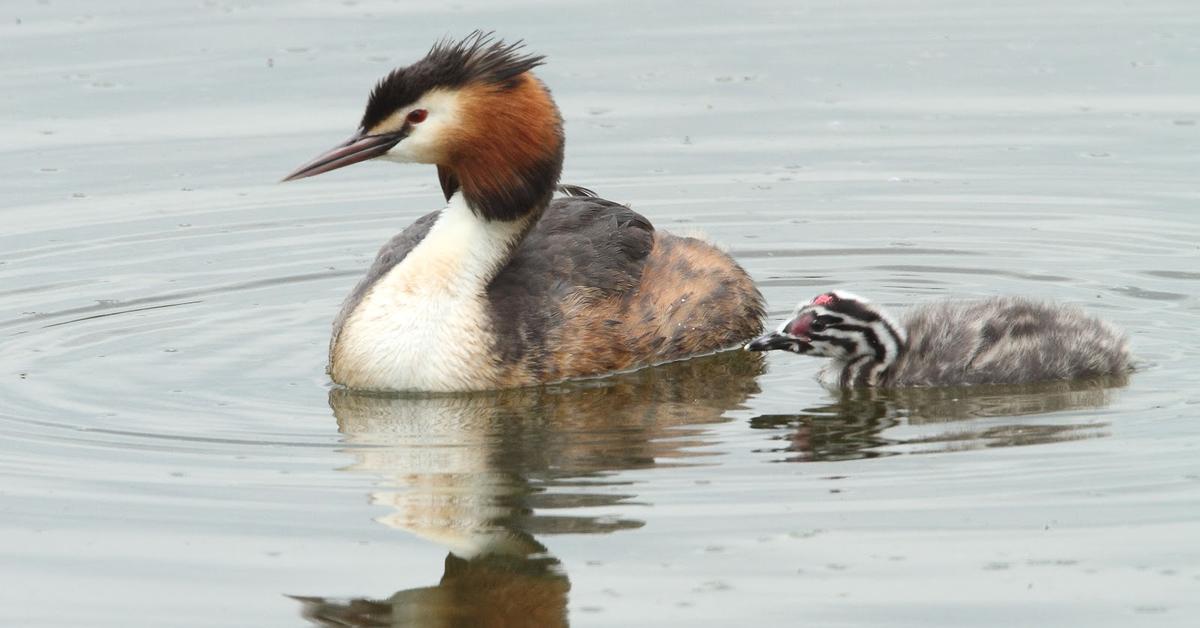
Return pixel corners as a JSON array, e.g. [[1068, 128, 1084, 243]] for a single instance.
[[811, 293, 837, 306]]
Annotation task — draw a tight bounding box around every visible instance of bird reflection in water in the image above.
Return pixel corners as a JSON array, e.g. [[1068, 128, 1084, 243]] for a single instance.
[[750, 374, 1129, 462], [293, 351, 764, 627]]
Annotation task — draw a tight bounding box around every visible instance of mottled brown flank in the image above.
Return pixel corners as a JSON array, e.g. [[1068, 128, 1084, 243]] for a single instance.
[[494, 233, 765, 386], [441, 75, 564, 221]]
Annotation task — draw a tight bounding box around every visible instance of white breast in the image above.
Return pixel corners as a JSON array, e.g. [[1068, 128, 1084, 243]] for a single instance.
[[330, 193, 526, 392]]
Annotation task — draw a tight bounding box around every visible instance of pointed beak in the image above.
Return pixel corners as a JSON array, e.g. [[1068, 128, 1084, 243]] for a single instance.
[[745, 331, 796, 352], [745, 329, 813, 354], [281, 129, 405, 182]]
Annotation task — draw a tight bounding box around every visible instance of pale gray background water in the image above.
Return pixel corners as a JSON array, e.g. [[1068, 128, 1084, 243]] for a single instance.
[[2, 1, 1199, 626]]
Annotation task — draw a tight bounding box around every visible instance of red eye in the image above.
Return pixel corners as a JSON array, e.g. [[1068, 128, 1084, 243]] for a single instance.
[[406, 109, 428, 124]]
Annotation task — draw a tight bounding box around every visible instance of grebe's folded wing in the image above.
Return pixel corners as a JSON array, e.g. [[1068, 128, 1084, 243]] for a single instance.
[[502, 196, 654, 301]]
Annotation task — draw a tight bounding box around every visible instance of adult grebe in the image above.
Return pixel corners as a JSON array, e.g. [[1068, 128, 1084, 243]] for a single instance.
[[283, 33, 764, 392], [746, 291, 1131, 388]]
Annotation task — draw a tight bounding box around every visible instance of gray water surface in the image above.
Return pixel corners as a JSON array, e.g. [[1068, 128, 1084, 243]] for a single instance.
[[3, 1, 1199, 626]]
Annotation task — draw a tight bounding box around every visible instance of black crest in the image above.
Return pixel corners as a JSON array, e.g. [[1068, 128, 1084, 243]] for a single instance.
[[360, 31, 546, 131]]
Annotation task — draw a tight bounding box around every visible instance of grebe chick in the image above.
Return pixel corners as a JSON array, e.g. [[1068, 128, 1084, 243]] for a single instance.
[[746, 291, 1132, 389], [283, 33, 764, 392]]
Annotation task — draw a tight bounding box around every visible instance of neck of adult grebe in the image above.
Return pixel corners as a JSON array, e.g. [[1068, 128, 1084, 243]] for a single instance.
[[421, 191, 535, 293], [426, 145, 561, 285], [437, 153, 559, 226], [423, 163, 553, 292]]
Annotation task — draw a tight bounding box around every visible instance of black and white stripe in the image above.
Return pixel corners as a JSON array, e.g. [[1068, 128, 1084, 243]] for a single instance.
[[794, 295, 907, 388]]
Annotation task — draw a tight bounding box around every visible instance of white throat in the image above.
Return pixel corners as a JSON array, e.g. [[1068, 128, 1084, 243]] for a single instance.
[[331, 193, 529, 391]]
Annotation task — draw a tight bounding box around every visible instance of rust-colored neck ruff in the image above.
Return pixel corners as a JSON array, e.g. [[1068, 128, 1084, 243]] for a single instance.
[[438, 74, 564, 222]]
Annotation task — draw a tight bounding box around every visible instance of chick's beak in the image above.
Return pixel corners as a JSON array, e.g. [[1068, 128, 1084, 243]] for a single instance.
[[745, 331, 801, 352], [281, 129, 405, 182]]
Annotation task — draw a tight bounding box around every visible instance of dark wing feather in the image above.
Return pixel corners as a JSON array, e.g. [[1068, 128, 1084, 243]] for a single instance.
[[486, 197, 654, 371], [331, 210, 439, 345]]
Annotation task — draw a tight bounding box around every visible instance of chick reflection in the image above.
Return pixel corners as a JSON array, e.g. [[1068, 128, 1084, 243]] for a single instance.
[[751, 374, 1127, 462], [295, 351, 763, 627]]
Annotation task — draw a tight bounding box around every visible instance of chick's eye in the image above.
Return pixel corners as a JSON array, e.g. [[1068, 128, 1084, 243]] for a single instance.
[[406, 109, 428, 124], [811, 315, 841, 332]]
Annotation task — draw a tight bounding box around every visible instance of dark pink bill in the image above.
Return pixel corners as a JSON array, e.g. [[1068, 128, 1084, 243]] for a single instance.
[[281, 131, 404, 182]]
